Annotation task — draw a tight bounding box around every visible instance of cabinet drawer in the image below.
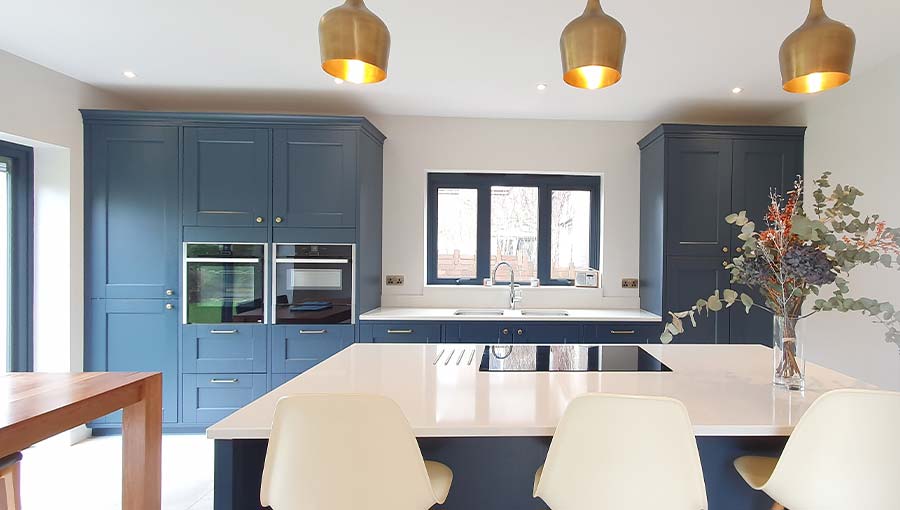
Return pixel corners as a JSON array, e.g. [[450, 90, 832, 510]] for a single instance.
[[444, 322, 503, 343], [182, 373, 267, 424], [583, 323, 660, 344], [270, 373, 301, 391], [182, 324, 267, 373], [271, 324, 354, 373], [366, 323, 442, 343], [515, 323, 581, 344]]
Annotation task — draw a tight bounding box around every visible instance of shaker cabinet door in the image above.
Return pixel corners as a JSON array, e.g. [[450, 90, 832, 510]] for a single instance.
[[86, 299, 180, 423], [86, 125, 180, 299], [183, 127, 271, 227], [729, 139, 802, 345], [665, 138, 734, 257], [663, 257, 731, 344], [273, 128, 357, 228]]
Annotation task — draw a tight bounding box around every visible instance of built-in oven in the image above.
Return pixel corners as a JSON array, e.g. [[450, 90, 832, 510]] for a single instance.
[[184, 243, 267, 324], [273, 244, 354, 324]]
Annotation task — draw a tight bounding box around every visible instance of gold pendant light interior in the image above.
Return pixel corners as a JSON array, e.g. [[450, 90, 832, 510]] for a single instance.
[[560, 0, 626, 90], [319, 0, 390, 84], [779, 0, 855, 94]]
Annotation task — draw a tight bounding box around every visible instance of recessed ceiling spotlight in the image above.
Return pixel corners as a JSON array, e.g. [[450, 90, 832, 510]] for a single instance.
[[334, 77, 345, 84], [732, 87, 743, 94], [537, 83, 549, 91], [122, 70, 137, 79]]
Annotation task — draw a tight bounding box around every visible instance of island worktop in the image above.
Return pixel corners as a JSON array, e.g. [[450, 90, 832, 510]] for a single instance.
[[208, 343, 869, 440]]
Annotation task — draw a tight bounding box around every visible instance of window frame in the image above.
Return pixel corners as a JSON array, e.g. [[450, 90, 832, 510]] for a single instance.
[[426, 172, 600, 286], [0, 140, 34, 372]]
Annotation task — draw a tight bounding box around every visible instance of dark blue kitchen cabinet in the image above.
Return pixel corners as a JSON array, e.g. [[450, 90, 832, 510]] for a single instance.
[[583, 323, 658, 344], [86, 124, 180, 299], [506, 323, 579, 344], [443, 322, 503, 343], [86, 299, 180, 423], [273, 128, 357, 228], [362, 322, 443, 343], [182, 324, 268, 374], [182, 373, 268, 423], [183, 127, 271, 227], [639, 125, 805, 345], [665, 138, 733, 258], [270, 372, 300, 390], [271, 325, 354, 373]]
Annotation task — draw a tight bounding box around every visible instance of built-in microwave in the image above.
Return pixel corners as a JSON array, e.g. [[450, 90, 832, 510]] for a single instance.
[[272, 244, 355, 324], [184, 243, 267, 324]]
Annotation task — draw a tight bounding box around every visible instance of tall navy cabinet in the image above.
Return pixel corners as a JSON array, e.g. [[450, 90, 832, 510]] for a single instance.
[[639, 125, 804, 344], [83, 111, 385, 432]]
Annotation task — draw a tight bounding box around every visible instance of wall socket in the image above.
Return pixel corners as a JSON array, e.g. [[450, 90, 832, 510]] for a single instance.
[[621, 278, 639, 289], [385, 274, 405, 286]]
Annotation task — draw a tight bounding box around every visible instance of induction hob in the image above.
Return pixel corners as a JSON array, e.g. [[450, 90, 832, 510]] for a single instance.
[[479, 345, 671, 372]]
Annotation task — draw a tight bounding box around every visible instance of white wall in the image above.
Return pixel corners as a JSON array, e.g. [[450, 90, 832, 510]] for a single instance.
[[0, 50, 136, 375], [773, 54, 900, 390], [369, 115, 654, 310]]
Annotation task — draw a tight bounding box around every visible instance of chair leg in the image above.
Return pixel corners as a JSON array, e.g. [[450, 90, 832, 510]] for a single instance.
[[2, 462, 21, 510]]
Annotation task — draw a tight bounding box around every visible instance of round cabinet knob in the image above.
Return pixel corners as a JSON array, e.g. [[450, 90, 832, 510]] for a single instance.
[[165, 303, 174, 310], [516, 329, 524, 336], [736, 247, 743, 253], [165, 289, 174, 296], [274, 216, 283, 224], [255, 216, 264, 224], [722, 261, 729, 268], [501, 328, 509, 336], [722, 246, 729, 253]]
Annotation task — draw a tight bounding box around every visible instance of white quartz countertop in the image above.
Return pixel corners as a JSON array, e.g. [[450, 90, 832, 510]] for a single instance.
[[207, 343, 872, 439], [358, 307, 662, 322]]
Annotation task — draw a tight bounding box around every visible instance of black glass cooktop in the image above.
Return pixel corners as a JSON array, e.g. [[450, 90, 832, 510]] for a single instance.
[[479, 345, 671, 372]]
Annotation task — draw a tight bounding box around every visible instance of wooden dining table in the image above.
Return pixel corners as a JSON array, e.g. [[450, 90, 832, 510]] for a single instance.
[[0, 372, 162, 509]]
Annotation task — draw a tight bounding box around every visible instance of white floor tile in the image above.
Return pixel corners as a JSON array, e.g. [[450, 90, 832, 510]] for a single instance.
[[19, 434, 214, 510]]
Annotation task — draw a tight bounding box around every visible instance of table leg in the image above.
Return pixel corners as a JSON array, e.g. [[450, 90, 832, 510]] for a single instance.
[[122, 374, 162, 510]]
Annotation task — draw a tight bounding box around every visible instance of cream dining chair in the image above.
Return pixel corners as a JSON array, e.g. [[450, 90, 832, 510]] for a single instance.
[[734, 388, 900, 510], [260, 394, 453, 510], [534, 393, 708, 510]]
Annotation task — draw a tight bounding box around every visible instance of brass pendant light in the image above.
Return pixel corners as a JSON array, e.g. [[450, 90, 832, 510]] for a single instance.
[[779, 0, 855, 94], [560, 0, 626, 89], [319, 0, 391, 84]]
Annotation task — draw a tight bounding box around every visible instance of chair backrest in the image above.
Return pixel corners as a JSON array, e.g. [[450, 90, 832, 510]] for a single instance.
[[535, 393, 708, 510], [260, 394, 439, 510], [763, 389, 900, 510]]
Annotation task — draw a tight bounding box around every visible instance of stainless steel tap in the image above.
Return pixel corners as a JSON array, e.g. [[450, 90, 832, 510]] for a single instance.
[[492, 262, 522, 310]]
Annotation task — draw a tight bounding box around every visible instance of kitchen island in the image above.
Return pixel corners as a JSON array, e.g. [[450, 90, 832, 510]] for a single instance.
[[208, 343, 870, 510]]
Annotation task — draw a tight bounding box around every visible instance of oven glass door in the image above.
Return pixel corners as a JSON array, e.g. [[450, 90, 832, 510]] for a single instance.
[[185, 243, 266, 324], [274, 244, 353, 324]]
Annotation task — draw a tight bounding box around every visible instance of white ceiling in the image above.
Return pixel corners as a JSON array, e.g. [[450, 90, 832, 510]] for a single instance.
[[1, 0, 898, 121]]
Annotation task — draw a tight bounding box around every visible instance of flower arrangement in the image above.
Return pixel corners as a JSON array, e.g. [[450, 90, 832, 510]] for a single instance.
[[661, 172, 900, 387]]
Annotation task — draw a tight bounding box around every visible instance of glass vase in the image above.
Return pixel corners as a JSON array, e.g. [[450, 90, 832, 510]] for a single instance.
[[773, 315, 805, 390]]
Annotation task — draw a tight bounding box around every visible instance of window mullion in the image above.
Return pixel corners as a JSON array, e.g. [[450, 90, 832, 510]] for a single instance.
[[476, 183, 492, 282], [537, 185, 551, 283]]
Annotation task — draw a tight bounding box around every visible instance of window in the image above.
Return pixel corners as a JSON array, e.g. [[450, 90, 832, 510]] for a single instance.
[[0, 140, 33, 372], [427, 173, 600, 285]]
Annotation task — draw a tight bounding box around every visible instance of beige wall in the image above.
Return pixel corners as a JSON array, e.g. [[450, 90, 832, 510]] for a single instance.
[[0, 50, 137, 373], [774, 54, 900, 390], [370, 115, 654, 309]]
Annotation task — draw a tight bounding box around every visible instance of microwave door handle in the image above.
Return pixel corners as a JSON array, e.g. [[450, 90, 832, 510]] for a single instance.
[[185, 258, 261, 263], [274, 258, 350, 264]]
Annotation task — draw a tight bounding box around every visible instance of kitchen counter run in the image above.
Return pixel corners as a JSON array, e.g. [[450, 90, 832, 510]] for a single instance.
[[358, 307, 662, 322]]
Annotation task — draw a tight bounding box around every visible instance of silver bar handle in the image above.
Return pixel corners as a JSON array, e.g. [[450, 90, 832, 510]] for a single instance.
[[210, 329, 238, 335], [299, 329, 327, 335], [210, 378, 239, 384], [274, 258, 350, 264], [610, 330, 636, 335], [387, 329, 413, 334], [185, 258, 260, 263]]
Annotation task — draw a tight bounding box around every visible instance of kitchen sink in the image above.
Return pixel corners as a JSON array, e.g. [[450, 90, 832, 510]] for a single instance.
[[453, 309, 507, 316], [519, 309, 570, 317]]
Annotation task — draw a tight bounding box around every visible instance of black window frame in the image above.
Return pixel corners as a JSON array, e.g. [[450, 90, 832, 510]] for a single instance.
[[0, 140, 34, 372], [427, 172, 600, 286]]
